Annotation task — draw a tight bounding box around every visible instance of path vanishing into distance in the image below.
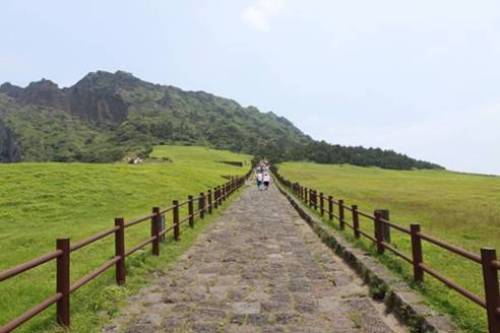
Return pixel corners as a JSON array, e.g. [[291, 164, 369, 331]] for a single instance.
[[104, 183, 407, 333]]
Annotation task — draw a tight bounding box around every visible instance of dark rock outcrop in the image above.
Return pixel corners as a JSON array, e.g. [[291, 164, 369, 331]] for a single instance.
[[67, 86, 129, 124], [0, 120, 21, 162], [0, 82, 24, 99], [0, 72, 133, 125], [22, 79, 69, 110]]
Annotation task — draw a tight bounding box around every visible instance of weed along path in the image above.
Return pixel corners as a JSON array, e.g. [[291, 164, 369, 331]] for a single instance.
[[104, 183, 407, 333]]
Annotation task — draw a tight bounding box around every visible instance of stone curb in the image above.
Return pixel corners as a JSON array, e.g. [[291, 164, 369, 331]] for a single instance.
[[276, 185, 458, 333]]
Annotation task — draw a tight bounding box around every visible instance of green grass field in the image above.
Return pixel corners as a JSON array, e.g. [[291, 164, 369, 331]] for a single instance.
[[0, 145, 251, 332], [278, 162, 500, 333]]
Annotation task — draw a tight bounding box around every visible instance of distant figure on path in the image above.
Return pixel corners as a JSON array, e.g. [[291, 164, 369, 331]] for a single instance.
[[263, 172, 271, 190], [256, 171, 264, 190]]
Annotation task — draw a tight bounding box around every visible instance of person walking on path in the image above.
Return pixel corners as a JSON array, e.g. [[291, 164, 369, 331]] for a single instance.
[[256, 171, 264, 190], [263, 172, 271, 190]]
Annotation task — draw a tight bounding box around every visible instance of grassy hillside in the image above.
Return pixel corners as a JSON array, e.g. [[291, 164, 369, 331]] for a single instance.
[[0, 145, 250, 332], [278, 162, 500, 333]]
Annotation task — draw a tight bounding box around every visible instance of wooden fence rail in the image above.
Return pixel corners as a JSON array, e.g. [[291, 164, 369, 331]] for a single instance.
[[275, 172, 500, 333], [0, 171, 251, 333]]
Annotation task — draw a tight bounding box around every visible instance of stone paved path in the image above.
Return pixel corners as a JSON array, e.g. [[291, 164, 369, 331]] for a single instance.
[[104, 183, 407, 333]]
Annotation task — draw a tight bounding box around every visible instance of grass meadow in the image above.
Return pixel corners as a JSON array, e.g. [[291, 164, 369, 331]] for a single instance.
[[0, 145, 250, 332], [278, 162, 500, 333]]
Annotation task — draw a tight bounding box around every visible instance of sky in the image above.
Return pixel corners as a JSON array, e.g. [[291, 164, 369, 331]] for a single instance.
[[1, 0, 500, 174]]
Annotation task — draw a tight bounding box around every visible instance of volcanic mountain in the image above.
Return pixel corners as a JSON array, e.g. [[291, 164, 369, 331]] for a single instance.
[[0, 70, 441, 169]]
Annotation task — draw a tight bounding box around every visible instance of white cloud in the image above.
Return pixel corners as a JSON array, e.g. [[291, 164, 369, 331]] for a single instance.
[[241, 0, 285, 32]]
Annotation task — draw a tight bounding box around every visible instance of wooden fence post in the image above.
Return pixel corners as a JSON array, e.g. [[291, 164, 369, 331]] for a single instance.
[[56, 238, 70, 328], [151, 207, 160, 256], [374, 211, 385, 254], [352, 205, 360, 239], [114, 217, 126, 285], [320, 193, 324, 216], [199, 192, 205, 219], [202, 192, 207, 215], [207, 190, 213, 214], [217, 186, 222, 206], [160, 207, 166, 239], [376, 209, 391, 243], [328, 196, 333, 220], [304, 187, 308, 204], [188, 195, 194, 228], [222, 184, 227, 202], [214, 187, 219, 209], [410, 224, 424, 282], [481, 248, 500, 333], [338, 199, 345, 230], [173, 200, 180, 241]]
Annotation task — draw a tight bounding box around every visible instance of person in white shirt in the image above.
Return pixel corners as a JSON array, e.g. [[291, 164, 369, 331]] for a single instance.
[[263, 173, 271, 190], [256, 172, 264, 190]]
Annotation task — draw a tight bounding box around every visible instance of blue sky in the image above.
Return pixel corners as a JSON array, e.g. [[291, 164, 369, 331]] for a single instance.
[[1, 0, 500, 174]]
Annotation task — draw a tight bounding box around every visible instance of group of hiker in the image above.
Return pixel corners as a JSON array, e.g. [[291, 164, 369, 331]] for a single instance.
[[255, 161, 271, 191]]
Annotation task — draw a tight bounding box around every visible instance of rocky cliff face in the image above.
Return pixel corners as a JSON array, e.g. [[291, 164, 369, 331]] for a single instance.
[[0, 71, 134, 125], [22, 79, 69, 110], [67, 86, 129, 124], [64, 71, 144, 124], [0, 82, 24, 99]]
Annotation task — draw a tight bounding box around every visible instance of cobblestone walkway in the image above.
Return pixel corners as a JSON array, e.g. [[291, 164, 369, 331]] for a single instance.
[[104, 183, 407, 333]]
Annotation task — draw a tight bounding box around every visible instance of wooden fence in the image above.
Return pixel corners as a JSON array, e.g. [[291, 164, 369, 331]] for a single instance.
[[0, 171, 251, 333], [274, 172, 500, 333]]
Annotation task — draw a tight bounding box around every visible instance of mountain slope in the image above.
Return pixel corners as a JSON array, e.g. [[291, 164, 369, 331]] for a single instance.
[[0, 70, 442, 169]]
